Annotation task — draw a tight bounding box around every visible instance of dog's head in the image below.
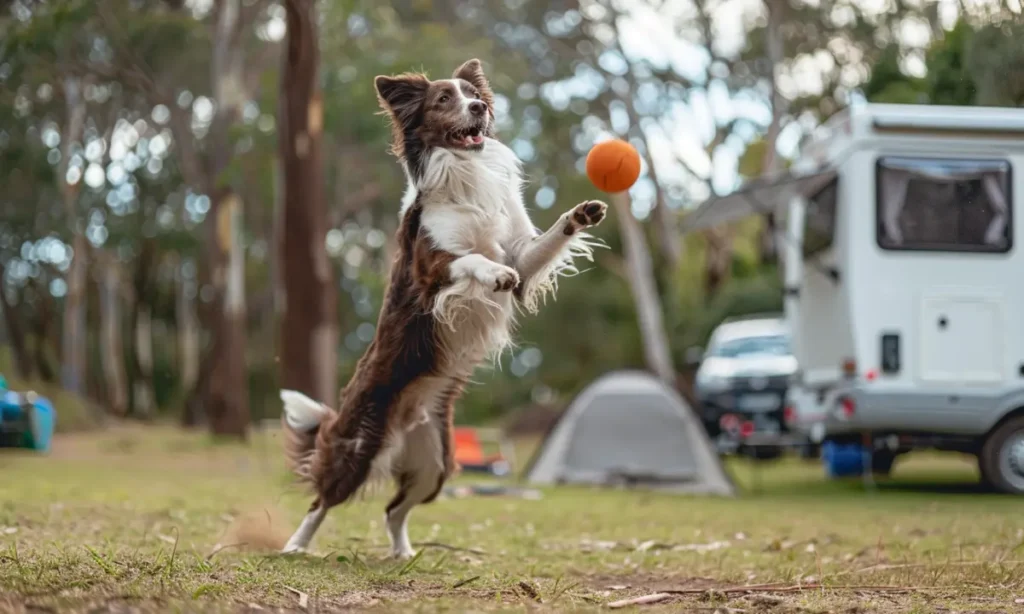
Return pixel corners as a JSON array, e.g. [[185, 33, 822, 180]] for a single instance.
[[374, 59, 496, 171]]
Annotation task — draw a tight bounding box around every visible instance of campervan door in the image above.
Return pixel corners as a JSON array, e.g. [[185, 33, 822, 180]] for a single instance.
[[784, 166, 851, 388]]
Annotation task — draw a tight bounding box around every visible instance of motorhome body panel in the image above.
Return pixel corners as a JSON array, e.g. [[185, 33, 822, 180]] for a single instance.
[[802, 137, 1024, 436]]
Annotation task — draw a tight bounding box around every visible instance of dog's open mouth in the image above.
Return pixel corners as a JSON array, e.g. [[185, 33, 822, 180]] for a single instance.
[[447, 126, 485, 148]]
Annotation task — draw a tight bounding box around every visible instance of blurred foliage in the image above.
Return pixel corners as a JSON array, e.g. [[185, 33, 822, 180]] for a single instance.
[[865, 17, 1022, 107], [0, 0, 1019, 428]]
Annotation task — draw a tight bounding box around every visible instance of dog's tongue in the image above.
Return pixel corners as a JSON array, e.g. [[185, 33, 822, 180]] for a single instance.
[[469, 134, 483, 145]]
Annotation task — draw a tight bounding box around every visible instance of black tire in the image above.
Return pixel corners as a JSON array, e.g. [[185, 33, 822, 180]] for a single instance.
[[798, 443, 821, 461], [977, 452, 996, 491], [980, 416, 1024, 494], [742, 445, 783, 461], [871, 450, 896, 476]]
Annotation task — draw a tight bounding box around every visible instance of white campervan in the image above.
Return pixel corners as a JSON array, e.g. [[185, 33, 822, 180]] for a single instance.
[[683, 103, 1024, 493]]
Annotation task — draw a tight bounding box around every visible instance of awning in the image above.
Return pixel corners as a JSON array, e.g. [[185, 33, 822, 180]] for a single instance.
[[680, 167, 838, 233]]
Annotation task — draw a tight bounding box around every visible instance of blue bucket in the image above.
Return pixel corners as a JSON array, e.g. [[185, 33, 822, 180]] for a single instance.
[[821, 441, 867, 478]]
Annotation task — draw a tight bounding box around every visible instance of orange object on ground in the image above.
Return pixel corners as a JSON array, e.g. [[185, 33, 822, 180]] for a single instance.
[[453, 427, 504, 467], [585, 139, 641, 193]]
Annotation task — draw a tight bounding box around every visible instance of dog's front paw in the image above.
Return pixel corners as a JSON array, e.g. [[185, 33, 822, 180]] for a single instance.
[[475, 263, 520, 292], [390, 545, 417, 560], [563, 200, 607, 236]]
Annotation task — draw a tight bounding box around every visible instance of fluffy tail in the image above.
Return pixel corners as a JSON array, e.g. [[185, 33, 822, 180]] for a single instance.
[[280, 389, 333, 481]]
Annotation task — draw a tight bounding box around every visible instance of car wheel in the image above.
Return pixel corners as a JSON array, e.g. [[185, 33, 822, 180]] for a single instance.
[[980, 416, 1024, 494], [976, 452, 996, 490]]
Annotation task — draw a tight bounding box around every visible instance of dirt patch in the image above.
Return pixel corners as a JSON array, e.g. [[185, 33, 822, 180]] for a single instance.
[[581, 572, 723, 593], [573, 573, 997, 613]]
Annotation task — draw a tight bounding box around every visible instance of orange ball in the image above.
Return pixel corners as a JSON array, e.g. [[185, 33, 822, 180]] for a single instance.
[[585, 139, 641, 193]]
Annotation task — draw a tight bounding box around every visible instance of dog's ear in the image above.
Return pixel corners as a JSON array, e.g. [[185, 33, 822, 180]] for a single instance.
[[374, 73, 429, 119], [374, 73, 429, 159], [452, 59, 494, 110]]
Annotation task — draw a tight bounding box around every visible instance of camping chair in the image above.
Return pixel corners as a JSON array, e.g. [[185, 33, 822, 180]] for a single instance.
[[453, 427, 514, 476]]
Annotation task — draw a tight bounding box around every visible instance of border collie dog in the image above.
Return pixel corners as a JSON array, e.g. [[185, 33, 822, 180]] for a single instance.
[[277, 59, 606, 559]]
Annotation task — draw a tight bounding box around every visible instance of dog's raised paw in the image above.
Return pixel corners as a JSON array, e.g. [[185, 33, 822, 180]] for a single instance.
[[474, 263, 520, 292], [564, 200, 607, 235]]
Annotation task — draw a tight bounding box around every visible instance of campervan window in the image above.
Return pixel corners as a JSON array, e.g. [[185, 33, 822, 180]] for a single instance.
[[875, 157, 1012, 253], [803, 177, 838, 257]]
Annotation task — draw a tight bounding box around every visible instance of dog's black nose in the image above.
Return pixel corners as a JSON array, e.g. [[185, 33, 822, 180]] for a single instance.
[[468, 100, 486, 116]]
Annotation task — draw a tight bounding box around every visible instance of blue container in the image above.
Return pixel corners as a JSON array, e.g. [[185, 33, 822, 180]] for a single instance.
[[822, 441, 867, 478], [28, 396, 55, 452], [0, 390, 55, 453]]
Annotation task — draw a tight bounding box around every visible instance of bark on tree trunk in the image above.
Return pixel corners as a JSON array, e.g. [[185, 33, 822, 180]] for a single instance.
[[0, 262, 33, 379], [59, 77, 88, 395], [609, 192, 676, 384], [205, 190, 250, 438], [30, 277, 57, 382], [278, 0, 339, 405], [132, 304, 155, 418], [271, 159, 286, 319], [759, 0, 787, 264], [194, 0, 251, 438], [176, 256, 200, 402], [98, 256, 128, 416], [129, 239, 156, 418], [703, 227, 734, 298]]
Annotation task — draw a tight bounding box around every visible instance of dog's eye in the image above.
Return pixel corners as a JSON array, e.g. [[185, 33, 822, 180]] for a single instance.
[[438, 95, 450, 103]]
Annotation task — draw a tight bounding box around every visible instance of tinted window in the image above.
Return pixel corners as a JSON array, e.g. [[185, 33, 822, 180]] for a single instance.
[[804, 178, 838, 257], [876, 157, 1012, 253], [709, 334, 790, 358]]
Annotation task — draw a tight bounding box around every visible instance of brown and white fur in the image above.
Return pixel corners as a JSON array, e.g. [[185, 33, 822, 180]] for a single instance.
[[277, 59, 606, 559]]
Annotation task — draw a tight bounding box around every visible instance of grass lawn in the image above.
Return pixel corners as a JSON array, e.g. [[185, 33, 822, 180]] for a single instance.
[[1, 425, 1022, 613]]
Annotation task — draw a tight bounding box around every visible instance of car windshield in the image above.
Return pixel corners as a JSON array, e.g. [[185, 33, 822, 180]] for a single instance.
[[710, 334, 790, 358]]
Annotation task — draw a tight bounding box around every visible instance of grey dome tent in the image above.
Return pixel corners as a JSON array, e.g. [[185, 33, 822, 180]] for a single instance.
[[524, 370, 735, 496]]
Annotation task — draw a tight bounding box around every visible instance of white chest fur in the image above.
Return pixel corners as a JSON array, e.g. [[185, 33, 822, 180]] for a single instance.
[[413, 140, 525, 262], [405, 140, 531, 368]]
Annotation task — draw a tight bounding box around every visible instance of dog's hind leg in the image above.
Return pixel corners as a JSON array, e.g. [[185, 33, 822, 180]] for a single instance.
[[384, 420, 446, 560], [282, 498, 328, 553]]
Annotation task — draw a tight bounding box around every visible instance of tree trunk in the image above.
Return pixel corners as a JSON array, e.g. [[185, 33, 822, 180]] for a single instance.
[[609, 192, 676, 384], [205, 189, 250, 438], [128, 239, 157, 418], [132, 304, 155, 418], [59, 77, 88, 395], [176, 255, 200, 403], [278, 0, 339, 405], [271, 158, 287, 319], [194, 0, 251, 438], [98, 257, 128, 416], [0, 262, 33, 379], [29, 277, 57, 382], [759, 0, 787, 264], [703, 227, 735, 298]]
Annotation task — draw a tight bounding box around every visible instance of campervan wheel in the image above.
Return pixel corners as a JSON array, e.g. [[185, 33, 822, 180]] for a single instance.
[[980, 416, 1024, 494]]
